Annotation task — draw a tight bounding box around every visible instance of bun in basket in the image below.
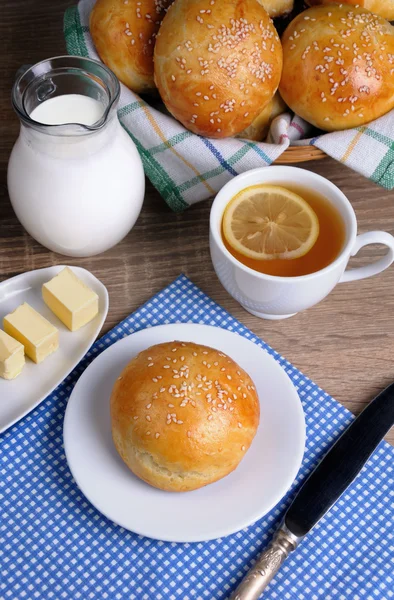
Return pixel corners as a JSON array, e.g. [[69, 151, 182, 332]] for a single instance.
[[110, 341, 260, 492], [154, 0, 283, 139], [279, 4, 394, 131], [305, 0, 394, 21], [90, 0, 173, 93], [258, 0, 294, 18], [237, 92, 287, 140]]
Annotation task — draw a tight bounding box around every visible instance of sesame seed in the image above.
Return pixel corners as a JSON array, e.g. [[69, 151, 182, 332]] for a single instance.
[[146, 431, 151, 435], [148, 363, 154, 367], [155, 433, 160, 439], [187, 431, 192, 438], [227, 375, 232, 380], [163, 365, 170, 369], [133, 416, 138, 420], [208, 415, 213, 421], [152, 378, 158, 383], [242, 445, 246, 451], [146, 403, 152, 409], [238, 422, 242, 428]]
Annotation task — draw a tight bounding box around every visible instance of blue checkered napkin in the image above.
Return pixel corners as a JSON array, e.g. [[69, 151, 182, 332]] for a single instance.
[[1, 275, 393, 600]]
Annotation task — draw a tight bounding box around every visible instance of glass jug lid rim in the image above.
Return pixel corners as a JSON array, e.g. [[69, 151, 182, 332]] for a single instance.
[[12, 55, 120, 133]]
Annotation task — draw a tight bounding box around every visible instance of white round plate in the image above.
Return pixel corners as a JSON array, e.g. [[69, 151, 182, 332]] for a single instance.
[[64, 324, 305, 542]]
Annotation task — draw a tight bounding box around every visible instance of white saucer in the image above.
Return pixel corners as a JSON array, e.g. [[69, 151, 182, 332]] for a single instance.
[[0, 266, 108, 433], [63, 324, 305, 542]]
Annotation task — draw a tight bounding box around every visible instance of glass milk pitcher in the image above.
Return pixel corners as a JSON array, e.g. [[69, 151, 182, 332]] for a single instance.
[[8, 56, 145, 257]]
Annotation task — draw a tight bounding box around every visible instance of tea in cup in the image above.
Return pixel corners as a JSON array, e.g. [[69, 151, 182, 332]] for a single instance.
[[210, 166, 394, 319]]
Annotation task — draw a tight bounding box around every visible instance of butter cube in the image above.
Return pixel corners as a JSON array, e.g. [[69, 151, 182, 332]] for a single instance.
[[0, 329, 25, 379], [42, 267, 99, 332], [4, 303, 59, 364]]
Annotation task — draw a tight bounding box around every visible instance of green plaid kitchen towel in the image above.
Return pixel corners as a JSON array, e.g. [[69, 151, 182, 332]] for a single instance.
[[64, 0, 394, 212]]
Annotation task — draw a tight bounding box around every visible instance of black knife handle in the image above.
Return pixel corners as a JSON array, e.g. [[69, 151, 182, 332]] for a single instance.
[[285, 382, 394, 537]]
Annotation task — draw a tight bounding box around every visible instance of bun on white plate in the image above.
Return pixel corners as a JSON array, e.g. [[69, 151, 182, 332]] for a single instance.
[[111, 341, 260, 492]]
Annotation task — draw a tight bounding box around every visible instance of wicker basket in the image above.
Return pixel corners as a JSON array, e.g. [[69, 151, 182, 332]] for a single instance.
[[274, 145, 326, 164]]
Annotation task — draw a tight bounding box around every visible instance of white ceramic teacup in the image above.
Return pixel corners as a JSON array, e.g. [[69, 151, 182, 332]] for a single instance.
[[210, 166, 394, 319]]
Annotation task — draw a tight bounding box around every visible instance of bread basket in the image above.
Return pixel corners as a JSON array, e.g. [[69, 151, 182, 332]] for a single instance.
[[64, 1, 394, 211], [274, 146, 326, 164]]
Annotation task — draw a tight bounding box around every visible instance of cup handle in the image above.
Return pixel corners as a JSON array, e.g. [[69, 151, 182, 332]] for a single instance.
[[340, 231, 394, 283]]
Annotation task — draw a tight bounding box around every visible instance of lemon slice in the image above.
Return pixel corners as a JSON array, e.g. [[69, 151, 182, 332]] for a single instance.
[[222, 185, 320, 260]]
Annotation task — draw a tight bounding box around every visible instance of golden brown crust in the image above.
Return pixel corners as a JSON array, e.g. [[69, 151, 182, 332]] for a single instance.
[[110, 341, 260, 492], [279, 4, 394, 132], [306, 0, 394, 21], [153, 0, 283, 138], [257, 0, 294, 18], [90, 0, 173, 93], [236, 91, 287, 140]]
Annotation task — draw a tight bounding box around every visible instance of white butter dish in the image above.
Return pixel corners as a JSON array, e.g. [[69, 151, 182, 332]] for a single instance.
[[0, 266, 108, 433]]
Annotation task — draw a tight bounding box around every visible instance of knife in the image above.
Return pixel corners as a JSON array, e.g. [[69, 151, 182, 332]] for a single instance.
[[230, 382, 394, 600]]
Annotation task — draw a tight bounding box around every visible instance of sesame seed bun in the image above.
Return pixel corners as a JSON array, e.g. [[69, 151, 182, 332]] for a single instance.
[[279, 4, 394, 132], [257, 0, 294, 18], [110, 341, 260, 492], [90, 0, 174, 94], [306, 0, 394, 22], [236, 91, 287, 140], [153, 0, 283, 138]]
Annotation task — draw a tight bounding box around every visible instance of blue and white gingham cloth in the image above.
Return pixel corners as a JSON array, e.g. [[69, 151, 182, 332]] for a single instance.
[[1, 275, 393, 600]]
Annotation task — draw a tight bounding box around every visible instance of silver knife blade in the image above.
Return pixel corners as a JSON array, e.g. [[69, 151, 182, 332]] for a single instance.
[[230, 382, 394, 600]]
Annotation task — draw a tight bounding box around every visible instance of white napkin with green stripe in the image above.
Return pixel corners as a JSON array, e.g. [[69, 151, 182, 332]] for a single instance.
[[64, 0, 394, 212]]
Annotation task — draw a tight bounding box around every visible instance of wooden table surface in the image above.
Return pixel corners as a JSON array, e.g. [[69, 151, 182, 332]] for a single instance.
[[1, 0, 394, 444]]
